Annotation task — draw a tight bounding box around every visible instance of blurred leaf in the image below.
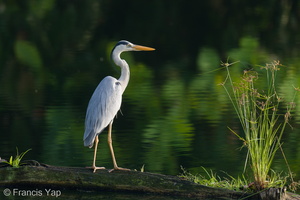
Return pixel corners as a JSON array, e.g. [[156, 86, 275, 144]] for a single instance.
[[29, 0, 55, 19], [197, 48, 219, 72], [14, 40, 43, 72]]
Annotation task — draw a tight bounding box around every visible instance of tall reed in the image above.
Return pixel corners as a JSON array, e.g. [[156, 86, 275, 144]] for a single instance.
[[221, 61, 296, 191]]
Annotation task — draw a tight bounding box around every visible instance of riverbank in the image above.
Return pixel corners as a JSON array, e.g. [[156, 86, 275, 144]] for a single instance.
[[0, 164, 299, 199]]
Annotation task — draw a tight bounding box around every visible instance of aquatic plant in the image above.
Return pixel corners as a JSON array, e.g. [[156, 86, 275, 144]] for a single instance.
[[2, 148, 31, 168], [221, 60, 297, 191]]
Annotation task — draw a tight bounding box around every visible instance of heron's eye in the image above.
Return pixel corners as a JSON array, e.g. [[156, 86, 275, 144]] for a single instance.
[[127, 44, 132, 48]]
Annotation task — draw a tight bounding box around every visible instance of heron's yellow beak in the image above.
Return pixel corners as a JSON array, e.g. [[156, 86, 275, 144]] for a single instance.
[[133, 45, 155, 51]]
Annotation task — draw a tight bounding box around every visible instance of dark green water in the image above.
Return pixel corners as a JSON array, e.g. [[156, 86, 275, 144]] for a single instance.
[[1, 1, 300, 198]]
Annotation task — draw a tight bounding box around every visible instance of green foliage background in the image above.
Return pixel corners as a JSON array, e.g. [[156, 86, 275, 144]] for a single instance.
[[0, 0, 300, 180]]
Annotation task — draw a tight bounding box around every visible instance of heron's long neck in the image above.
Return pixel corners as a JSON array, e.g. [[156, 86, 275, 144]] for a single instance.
[[113, 53, 130, 94]]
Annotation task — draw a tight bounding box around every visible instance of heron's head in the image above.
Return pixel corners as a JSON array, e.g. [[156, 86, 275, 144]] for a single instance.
[[112, 40, 155, 55]]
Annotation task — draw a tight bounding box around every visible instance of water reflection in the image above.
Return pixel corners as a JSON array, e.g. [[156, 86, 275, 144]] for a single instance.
[[1, 40, 300, 177], [1, 40, 300, 198]]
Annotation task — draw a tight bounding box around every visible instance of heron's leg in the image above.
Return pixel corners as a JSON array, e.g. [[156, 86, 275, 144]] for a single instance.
[[86, 135, 105, 173], [107, 121, 130, 172]]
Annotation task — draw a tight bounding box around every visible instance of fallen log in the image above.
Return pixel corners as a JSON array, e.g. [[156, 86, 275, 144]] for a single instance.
[[0, 164, 298, 199]]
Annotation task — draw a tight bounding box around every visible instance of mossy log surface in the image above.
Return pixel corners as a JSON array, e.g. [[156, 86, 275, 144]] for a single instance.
[[0, 164, 299, 199]]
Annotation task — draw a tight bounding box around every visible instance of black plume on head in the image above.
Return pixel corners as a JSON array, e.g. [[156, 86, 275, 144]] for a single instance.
[[116, 40, 130, 46], [111, 40, 131, 60], [112, 40, 130, 52]]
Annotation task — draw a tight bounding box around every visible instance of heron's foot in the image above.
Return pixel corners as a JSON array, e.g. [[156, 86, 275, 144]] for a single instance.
[[108, 166, 130, 173], [86, 166, 105, 173]]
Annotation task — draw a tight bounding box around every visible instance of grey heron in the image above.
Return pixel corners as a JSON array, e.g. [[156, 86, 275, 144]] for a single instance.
[[83, 40, 155, 172]]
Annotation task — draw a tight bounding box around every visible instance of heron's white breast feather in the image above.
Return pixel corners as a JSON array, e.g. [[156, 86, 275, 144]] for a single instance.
[[83, 76, 123, 146]]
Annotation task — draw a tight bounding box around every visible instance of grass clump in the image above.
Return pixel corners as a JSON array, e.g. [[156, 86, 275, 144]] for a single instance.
[[221, 60, 298, 191], [180, 166, 248, 191], [180, 61, 299, 195], [1, 148, 31, 168]]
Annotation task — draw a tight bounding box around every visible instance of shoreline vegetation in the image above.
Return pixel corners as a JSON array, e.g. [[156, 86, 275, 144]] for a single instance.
[[222, 61, 299, 193], [181, 61, 300, 199]]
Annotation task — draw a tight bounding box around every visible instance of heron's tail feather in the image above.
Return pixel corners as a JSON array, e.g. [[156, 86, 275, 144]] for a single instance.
[[83, 130, 95, 148]]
